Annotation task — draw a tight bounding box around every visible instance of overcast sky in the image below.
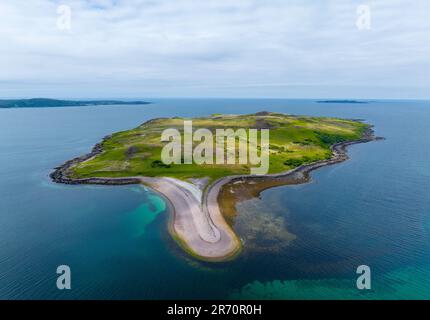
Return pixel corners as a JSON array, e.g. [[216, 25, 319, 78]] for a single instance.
[[0, 0, 429, 99]]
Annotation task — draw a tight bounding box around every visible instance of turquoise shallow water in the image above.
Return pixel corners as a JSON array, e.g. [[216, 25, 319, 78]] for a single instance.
[[0, 99, 429, 299]]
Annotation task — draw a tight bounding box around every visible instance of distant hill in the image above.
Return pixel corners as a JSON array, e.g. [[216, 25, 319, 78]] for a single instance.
[[0, 98, 151, 108], [316, 100, 369, 104]]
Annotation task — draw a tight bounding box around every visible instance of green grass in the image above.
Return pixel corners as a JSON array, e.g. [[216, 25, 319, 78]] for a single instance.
[[70, 112, 368, 182]]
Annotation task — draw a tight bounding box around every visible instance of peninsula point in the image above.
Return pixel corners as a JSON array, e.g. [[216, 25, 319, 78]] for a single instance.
[[51, 112, 377, 261]]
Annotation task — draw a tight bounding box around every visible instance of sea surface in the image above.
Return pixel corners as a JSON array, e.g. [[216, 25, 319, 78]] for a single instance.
[[1, 99, 430, 299]]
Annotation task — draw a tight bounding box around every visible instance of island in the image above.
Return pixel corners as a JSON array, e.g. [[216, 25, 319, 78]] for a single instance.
[[316, 100, 369, 104], [51, 112, 378, 261], [0, 98, 150, 108]]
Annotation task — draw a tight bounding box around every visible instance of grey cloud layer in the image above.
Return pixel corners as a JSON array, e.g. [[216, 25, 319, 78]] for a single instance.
[[0, 0, 429, 98]]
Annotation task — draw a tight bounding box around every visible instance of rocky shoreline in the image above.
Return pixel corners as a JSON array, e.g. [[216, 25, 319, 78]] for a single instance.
[[50, 118, 165, 186], [50, 134, 141, 185], [209, 127, 381, 193], [210, 126, 381, 187]]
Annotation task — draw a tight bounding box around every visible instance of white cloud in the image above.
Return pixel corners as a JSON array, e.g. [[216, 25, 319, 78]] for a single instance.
[[0, 0, 429, 98]]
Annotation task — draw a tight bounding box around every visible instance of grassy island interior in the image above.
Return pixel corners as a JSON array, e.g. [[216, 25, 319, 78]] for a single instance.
[[70, 112, 369, 182]]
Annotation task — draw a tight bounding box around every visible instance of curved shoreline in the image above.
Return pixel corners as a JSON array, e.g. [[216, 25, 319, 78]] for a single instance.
[[50, 126, 380, 261]]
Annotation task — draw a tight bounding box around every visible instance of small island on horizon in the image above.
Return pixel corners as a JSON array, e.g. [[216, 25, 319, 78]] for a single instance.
[[316, 100, 369, 104], [51, 112, 378, 261], [0, 98, 151, 108]]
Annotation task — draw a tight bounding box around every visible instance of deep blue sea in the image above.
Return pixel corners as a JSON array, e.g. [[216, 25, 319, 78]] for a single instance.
[[1, 99, 430, 299]]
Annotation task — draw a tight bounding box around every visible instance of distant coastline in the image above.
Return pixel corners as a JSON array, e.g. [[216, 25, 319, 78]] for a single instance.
[[0, 98, 151, 108], [316, 100, 369, 104]]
